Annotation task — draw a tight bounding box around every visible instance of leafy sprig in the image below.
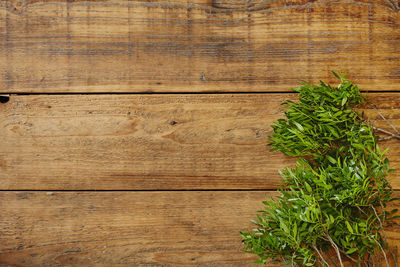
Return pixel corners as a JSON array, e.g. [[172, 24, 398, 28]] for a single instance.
[[241, 73, 398, 266]]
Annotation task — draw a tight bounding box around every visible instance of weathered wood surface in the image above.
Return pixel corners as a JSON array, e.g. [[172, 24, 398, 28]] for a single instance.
[[1, 93, 400, 190], [0, 191, 398, 266], [1, 0, 400, 93], [0, 191, 264, 266], [1, 1, 400, 265]]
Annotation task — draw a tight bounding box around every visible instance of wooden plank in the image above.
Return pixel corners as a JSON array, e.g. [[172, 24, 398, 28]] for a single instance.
[[0, 191, 264, 266], [1, 93, 400, 190], [0, 0, 400, 93], [0, 191, 398, 266], [0, 93, 291, 190]]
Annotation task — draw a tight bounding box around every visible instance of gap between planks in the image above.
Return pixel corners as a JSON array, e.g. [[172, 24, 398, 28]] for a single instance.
[[2, 90, 400, 95]]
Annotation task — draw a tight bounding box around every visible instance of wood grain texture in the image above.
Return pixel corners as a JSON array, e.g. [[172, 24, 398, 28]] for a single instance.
[[0, 93, 290, 190], [1, 93, 400, 190], [1, 0, 400, 93], [0, 191, 266, 267], [0, 191, 398, 266]]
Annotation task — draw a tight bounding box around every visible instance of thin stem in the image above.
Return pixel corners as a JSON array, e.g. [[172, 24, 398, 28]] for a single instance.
[[368, 103, 400, 135], [379, 202, 399, 267], [384, 0, 400, 11], [366, 253, 372, 267], [357, 206, 367, 216], [313, 245, 329, 267], [370, 205, 388, 245], [370, 252, 376, 267], [370, 126, 400, 139], [377, 251, 382, 267], [371, 236, 390, 267], [326, 254, 340, 267], [378, 136, 395, 141], [326, 234, 344, 267]]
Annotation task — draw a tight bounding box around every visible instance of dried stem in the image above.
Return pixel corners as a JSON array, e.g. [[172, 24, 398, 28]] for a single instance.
[[368, 103, 400, 135], [366, 253, 374, 267], [326, 233, 344, 267], [384, 0, 400, 11], [313, 245, 329, 267], [371, 236, 390, 267], [357, 206, 367, 216], [371, 205, 388, 246], [371, 126, 400, 140], [380, 200, 399, 267], [378, 136, 395, 141]]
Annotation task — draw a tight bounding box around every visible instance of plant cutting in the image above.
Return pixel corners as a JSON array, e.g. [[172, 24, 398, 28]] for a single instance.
[[241, 72, 399, 266]]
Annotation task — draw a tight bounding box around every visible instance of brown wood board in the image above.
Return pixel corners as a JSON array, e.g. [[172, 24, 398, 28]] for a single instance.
[[1, 93, 400, 190], [0, 0, 400, 93]]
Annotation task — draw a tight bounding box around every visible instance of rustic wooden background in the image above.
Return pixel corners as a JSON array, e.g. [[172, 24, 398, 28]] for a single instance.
[[1, 0, 400, 266]]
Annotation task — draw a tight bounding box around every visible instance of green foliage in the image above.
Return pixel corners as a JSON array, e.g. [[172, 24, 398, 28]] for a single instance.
[[241, 73, 398, 266]]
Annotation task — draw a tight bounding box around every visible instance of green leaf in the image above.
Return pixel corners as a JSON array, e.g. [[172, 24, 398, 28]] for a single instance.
[[384, 158, 390, 170], [293, 222, 297, 239], [346, 247, 357, 254], [280, 219, 289, 233], [304, 182, 312, 193], [294, 121, 304, 131], [341, 96, 348, 106], [327, 156, 337, 164], [346, 221, 353, 234], [332, 71, 341, 79], [352, 143, 364, 150], [334, 110, 343, 117]]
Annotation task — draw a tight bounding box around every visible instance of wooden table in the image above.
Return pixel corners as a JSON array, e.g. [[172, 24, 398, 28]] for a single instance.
[[0, 0, 399, 265]]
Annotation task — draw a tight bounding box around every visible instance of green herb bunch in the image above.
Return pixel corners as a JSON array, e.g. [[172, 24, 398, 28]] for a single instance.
[[241, 73, 398, 266]]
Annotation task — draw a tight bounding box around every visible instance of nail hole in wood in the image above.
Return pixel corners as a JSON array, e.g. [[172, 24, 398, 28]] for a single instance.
[[0, 95, 9, 103]]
